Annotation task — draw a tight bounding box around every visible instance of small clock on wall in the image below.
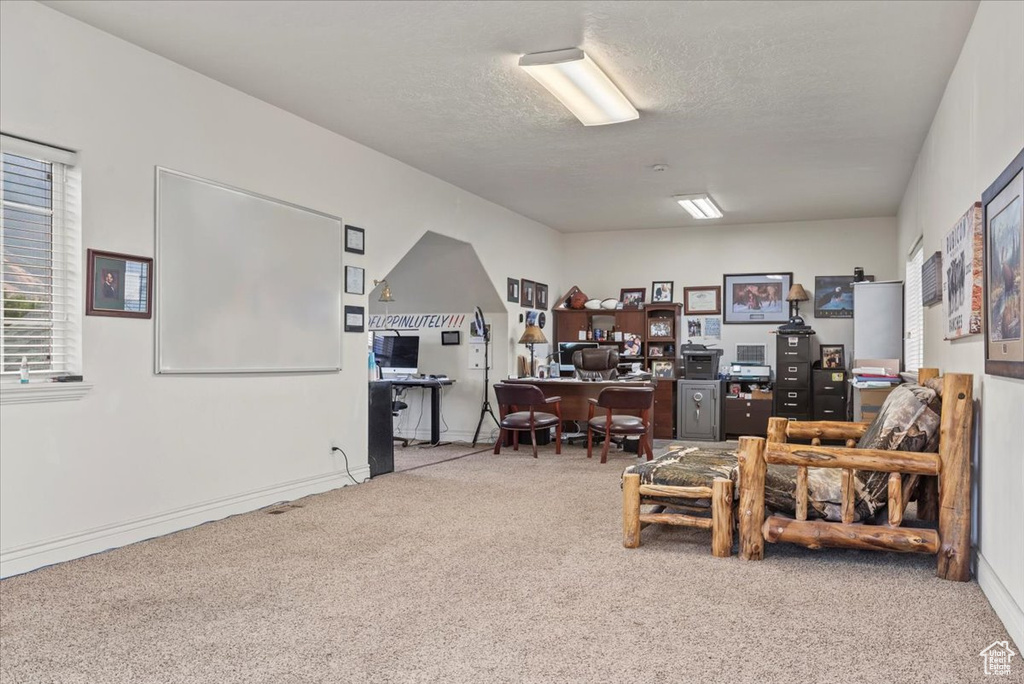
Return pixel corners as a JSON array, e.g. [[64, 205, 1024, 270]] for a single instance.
[[538, 311, 546, 329]]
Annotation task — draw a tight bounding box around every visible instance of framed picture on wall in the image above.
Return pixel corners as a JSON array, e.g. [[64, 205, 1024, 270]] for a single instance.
[[722, 272, 792, 324], [521, 279, 535, 308], [536, 283, 549, 309], [982, 147, 1024, 379], [86, 249, 153, 318], [344, 305, 365, 332], [344, 225, 365, 255], [507, 277, 520, 304], [683, 286, 721, 315], [345, 265, 365, 295]]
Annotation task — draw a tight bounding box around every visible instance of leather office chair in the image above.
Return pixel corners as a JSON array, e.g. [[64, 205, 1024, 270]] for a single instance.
[[573, 347, 620, 380], [586, 386, 655, 463], [493, 383, 562, 458]]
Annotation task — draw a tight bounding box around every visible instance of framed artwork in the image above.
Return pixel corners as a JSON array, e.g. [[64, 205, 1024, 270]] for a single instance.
[[649, 319, 673, 338], [651, 281, 674, 303], [722, 272, 792, 324], [344, 305, 365, 332], [683, 286, 721, 315], [441, 330, 461, 346], [922, 252, 943, 307], [686, 317, 703, 338], [507, 277, 520, 304], [86, 249, 153, 318], [620, 288, 646, 308], [942, 202, 984, 340], [820, 344, 845, 369], [345, 265, 365, 295], [536, 283, 549, 309], [651, 360, 675, 379], [621, 333, 642, 356], [521, 279, 535, 308], [344, 225, 365, 255], [814, 276, 854, 318], [982, 147, 1024, 379]]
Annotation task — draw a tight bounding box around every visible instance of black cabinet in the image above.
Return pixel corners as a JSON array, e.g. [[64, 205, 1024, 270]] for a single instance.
[[368, 381, 395, 478], [813, 369, 849, 421], [774, 334, 813, 420]]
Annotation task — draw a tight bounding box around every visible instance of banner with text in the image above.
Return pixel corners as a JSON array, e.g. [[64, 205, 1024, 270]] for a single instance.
[[942, 203, 984, 340], [368, 313, 468, 331]]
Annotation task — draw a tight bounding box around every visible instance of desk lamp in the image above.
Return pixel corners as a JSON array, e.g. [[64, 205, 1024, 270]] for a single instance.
[[518, 324, 548, 377], [779, 283, 812, 333]]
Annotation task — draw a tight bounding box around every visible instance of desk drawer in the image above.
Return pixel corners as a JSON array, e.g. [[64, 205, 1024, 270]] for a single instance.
[[724, 398, 772, 415], [813, 395, 846, 421], [777, 335, 811, 362], [777, 362, 809, 387], [725, 410, 770, 437]]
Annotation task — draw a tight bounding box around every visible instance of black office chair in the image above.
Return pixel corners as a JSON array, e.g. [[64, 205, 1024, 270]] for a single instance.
[[573, 347, 620, 380]]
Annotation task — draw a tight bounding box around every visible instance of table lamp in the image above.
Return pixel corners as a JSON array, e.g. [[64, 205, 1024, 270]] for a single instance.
[[518, 324, 547, 377], [779, 283, 812, 333]]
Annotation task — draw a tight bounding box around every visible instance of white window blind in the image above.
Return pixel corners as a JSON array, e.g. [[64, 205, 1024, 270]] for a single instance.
[[904, 241, 924, 373], [0, 136, 81, 376]]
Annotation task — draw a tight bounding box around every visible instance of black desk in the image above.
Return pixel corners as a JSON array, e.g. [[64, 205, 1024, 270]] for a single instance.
[[391, 377, 455, 445]]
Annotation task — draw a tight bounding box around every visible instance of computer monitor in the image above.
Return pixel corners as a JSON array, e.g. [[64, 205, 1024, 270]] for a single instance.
[[375, 334, 420, 378], [558, 341, 599, 374]]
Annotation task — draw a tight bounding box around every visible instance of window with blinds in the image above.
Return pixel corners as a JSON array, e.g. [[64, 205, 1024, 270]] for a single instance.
[[904, 241, 925, 373], [1, 140, 79, 376]]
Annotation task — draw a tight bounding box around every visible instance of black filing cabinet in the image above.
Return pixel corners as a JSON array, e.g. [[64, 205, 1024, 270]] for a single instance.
[[774, 334, 813, 421], [368, 380, 395, 477], [813, 369, 849, 421]]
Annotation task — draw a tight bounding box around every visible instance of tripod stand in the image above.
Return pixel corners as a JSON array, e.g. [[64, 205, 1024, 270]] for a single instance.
[[472, 326, 499, 446]]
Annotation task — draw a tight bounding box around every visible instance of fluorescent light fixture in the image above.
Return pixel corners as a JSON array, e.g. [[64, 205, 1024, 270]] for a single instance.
[[674, 193, 723, 219], [519, 48, 638, 126]]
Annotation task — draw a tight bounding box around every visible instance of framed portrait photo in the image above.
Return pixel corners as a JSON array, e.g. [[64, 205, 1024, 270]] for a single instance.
[[507, 277, 520, 304], [651, 360, 675, 379], [345, 265, 365, 295], [820, 344, 845, 369], [683, 286, 721, 315], [620, 288, 646, 309], [86, 249, 153, 318], [722, 272, 792, 324], [344, 225, 365, 255], [651, 281, 674, 303], [982, 147, 1024, 379], [521, 279, 535, 308]]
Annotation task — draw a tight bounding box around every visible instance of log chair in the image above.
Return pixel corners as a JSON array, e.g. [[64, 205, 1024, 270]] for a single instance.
[[622, 473, 734, 557], [737, 368, 973, 581]]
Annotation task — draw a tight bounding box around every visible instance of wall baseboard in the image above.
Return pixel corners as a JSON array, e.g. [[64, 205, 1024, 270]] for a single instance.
[[977, 552, 1024, 651], [0, 467, 369, 578]]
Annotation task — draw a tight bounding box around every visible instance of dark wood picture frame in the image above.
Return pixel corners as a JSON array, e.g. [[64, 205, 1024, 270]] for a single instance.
[[651, 281, 674, 303], [507, 277, 520, 304], [722, 272, 793, 324], [86, 249, 153, 318], [982, 147, 1024, 379], [620, 288, 646, 309], [535, 283, 549, 310], [344, 225, 365, 255], [683, 285, 721, 315], [521, 279, 535, 308], [820, 344, 845, 369]]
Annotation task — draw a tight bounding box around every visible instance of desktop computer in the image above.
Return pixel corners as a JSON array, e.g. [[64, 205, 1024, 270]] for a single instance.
[[374, 334, 420, 379]]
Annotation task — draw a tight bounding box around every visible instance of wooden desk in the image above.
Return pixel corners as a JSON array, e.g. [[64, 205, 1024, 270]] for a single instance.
[[504, 377, 666, 435]]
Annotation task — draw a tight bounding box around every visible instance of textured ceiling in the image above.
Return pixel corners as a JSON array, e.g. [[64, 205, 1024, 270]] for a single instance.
[[42, 0, 979, 232]]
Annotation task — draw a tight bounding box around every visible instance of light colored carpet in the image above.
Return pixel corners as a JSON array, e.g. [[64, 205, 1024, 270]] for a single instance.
[[1, 443, 1019, 684], [392, 441, 492, 473]]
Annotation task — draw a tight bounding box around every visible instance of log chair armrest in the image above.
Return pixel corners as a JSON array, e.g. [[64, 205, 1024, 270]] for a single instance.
[[784, 419, 871, 442], [764, 442, 940, 475]]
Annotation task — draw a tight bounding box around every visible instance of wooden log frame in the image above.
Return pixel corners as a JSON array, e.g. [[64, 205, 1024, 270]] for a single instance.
[[736, 368, 974, 582], [623, 473, 734, 558]]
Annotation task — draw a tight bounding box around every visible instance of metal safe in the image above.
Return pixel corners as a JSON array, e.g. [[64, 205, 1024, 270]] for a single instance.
[[677, 380, 721, 441]]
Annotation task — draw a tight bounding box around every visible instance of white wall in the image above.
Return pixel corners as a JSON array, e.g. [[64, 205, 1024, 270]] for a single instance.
[[559, 217, 899, 365], [895, 0, 1024, 649], [0, 1, 563, 576]]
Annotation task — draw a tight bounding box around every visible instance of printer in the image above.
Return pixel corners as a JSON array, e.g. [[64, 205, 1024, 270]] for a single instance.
[[680, 342, 723, 380], [725, 363, 772, 382]]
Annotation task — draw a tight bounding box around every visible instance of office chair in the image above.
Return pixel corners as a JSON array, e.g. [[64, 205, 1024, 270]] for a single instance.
[[572, 347, 620, 380], [586, 386, 655, 463], [492, 383, 562, 458]]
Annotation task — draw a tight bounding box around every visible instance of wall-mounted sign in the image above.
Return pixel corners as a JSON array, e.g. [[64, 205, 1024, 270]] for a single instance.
[[921, 251, 943, 307], [368, 313, 467, 331], [942, 202, 984, 340]]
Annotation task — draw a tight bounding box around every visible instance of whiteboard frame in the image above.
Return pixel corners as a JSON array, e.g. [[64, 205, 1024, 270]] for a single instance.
[[154, 167, 344, 374]]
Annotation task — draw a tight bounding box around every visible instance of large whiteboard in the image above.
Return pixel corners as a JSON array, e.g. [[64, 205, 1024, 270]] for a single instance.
[[156, 168, 343, 373]]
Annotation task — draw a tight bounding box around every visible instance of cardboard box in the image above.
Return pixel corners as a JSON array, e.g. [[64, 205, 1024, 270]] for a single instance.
[[856, 386, 898, 422]]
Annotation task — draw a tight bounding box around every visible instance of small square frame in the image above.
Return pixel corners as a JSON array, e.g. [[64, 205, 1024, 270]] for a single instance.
[[651, 281, 674, 303], [345, 265, 365, 295], [620, 288, 646, 309], [521, 279, 536, 308], [344, 305, 365, 332], [820, 344, 845, 369], [344, 225, 365, 255], [507, 277, 520, 304]]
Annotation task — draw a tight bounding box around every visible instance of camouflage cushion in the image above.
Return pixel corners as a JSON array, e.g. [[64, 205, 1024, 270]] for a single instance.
[[767, 383, 941, 522], [623, 445, 738, 507]]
